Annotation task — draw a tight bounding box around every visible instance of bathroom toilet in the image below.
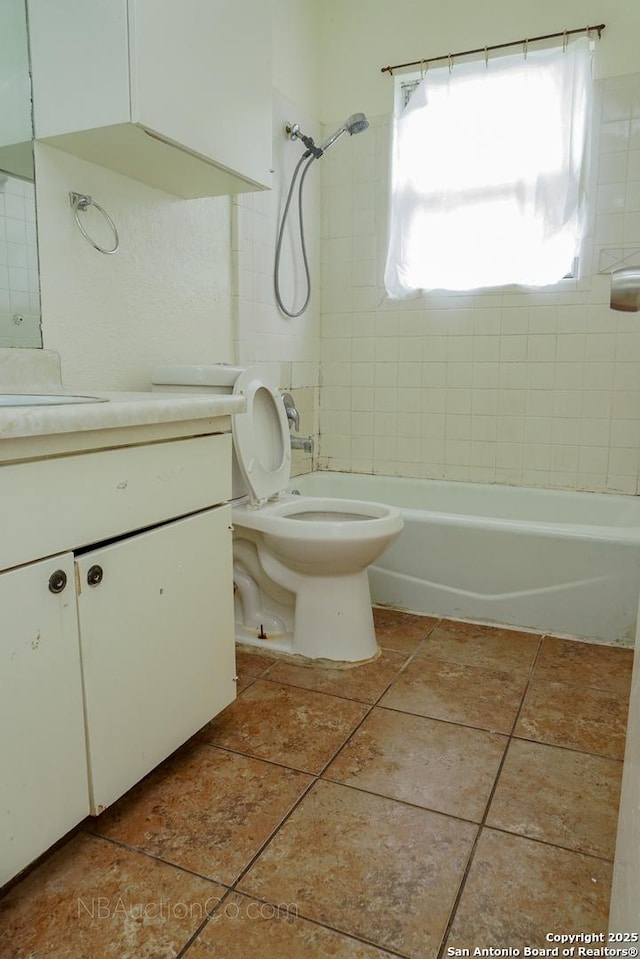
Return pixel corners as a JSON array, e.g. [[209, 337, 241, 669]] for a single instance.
[[151, 364, 403, 662]]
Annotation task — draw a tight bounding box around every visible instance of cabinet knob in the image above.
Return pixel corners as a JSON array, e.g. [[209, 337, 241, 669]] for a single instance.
[[87, 565, 104, 587], [48, 569, 68, 594]]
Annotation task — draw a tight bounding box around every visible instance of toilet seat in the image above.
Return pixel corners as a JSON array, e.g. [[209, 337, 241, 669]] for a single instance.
[[231, 369, 291, 506]]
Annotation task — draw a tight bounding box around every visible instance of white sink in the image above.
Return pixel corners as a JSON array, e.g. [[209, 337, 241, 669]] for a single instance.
[[0, 394, 108, 407]]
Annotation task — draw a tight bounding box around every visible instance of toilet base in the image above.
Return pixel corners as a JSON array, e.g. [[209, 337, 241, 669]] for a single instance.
[[234, 568, 379, 663]]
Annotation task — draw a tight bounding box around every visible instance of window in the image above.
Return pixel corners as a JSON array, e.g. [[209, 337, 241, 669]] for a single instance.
[[384, 39, 593, 295]]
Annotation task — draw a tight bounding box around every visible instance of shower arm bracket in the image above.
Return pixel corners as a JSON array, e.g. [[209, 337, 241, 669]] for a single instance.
[[285, 122, 323, 159]]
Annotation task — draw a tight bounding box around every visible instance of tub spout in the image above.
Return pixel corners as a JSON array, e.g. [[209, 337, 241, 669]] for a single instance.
[[291, 435, 314, 453]]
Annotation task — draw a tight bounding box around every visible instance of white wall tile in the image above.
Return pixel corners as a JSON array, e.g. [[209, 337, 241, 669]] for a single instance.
[[472, 389, 499, 415]]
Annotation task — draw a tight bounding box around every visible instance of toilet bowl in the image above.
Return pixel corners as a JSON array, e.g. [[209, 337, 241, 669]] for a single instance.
[[151, 364, 403, 662]]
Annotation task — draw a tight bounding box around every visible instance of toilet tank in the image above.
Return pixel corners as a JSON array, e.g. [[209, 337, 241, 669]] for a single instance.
[[151, 363, 249, 499]]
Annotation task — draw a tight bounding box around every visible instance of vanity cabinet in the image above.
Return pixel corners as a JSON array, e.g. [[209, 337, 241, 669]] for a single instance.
[[1, 429, 237, 884], [27, 0, 272, 198], [0, 553, 89, 887], [77, 506, 235, 814]]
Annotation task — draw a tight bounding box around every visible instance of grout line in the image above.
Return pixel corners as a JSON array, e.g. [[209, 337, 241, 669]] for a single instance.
[[226, 775, 317, 890], [195, 737, 338, 778], [475, 822, 618, 864], [200, 888, 409, 959], [216, 625, 438, 909], [78, 829, 237, 888], [436, 631, 545, 957], [375, 700, 511, 736], [509, 730, 626, 764], [506, 631, 546, 737], [174, 887, 237, 959], [235, 671, 382, 708], [317, 775, 484, 828]]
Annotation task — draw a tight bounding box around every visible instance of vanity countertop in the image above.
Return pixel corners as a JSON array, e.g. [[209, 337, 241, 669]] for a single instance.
[[0, 391, 246, 464], [0, 391, 245, 441]]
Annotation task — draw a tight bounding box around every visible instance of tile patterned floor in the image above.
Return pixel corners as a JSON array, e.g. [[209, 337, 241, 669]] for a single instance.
[[0, 610, 633, 959]]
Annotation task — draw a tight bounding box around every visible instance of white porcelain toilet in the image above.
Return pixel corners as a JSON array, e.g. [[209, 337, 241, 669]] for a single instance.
[[151, 364, 403, 662]]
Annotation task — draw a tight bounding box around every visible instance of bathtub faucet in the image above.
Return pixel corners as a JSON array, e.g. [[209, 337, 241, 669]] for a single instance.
[[281, 391, 313, 452], [281, 392, 299, 431], [291, 435, 314, 453]]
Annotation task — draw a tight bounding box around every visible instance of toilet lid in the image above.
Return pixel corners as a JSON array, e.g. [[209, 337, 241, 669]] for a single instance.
[[231, 369, 291, 505]]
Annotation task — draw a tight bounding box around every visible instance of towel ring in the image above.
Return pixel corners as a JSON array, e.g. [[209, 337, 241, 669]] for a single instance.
[[69, 191, 119, 255]]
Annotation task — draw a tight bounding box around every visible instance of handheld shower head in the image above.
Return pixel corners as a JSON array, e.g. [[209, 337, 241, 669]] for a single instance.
[[286, 112, 370, 159], [346, 113, 369, 135], [319, 111, 370, 153], [275, 110, 370, 317]]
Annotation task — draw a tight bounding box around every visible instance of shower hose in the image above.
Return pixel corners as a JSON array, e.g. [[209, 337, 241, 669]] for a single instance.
[[274, 152, 317, 318]]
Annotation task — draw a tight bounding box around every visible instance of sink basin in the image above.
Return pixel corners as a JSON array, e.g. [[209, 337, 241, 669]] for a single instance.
[[0, 393, 108, 407]]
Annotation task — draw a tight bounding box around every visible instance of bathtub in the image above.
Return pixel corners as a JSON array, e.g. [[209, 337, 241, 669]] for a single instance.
[[291, 471, 640, 645]]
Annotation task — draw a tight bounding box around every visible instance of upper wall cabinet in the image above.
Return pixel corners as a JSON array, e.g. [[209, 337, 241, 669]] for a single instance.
[[26, 0, 273, 198]]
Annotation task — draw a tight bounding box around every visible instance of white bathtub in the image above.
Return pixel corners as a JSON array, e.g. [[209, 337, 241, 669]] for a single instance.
[[292, 471, 640, 645]]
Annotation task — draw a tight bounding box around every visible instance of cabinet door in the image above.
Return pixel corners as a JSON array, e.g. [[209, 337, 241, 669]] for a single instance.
[[28, 0, 131, 139], [28, 0, 272, 196], [76, 506, 236, 814], [0, 554, 89, 886], [129, 0, 272, 189]]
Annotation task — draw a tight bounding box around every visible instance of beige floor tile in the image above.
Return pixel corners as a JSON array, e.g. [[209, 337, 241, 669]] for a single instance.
[[374, 610, 440, 654], [324, 707, 507, 821], [487, 739, 623, 859], [200, 680, 368, 773], [265, 650, 409, 704], [234, 648, 277, 693], [446, 828, 612, 949], [0, 832, 223, 959], [534, 637, 633, 696], [379, 655, 527, 733], [417, 619, 542, 675], [89, 742, 311, 885], [372, 606, 419, 629], [3, 621, 626, 959], [187, 892, 396, 958], [515, 679, 629, 760], [238, 779, 477, 959]]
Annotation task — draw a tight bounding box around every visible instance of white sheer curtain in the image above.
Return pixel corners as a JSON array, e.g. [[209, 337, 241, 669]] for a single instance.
[[384, 38, 593, 296]]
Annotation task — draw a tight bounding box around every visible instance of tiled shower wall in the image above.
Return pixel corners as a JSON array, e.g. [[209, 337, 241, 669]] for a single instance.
[[319, 73, 640, 494], [0, 175, 40, 348]]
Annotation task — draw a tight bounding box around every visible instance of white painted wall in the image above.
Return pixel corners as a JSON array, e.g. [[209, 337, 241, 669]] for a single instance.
[[272, 0, 321, 118], [34, 0, 322, 396], [318, 0, 640, 122], [37, 143, 234, 391]]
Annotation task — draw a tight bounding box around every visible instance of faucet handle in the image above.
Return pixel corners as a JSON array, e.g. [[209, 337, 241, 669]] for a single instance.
[[281, 392, 300, 431]]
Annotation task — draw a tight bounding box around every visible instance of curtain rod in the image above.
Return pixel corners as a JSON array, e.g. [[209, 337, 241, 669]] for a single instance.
[[380, 23, 605, 75]]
